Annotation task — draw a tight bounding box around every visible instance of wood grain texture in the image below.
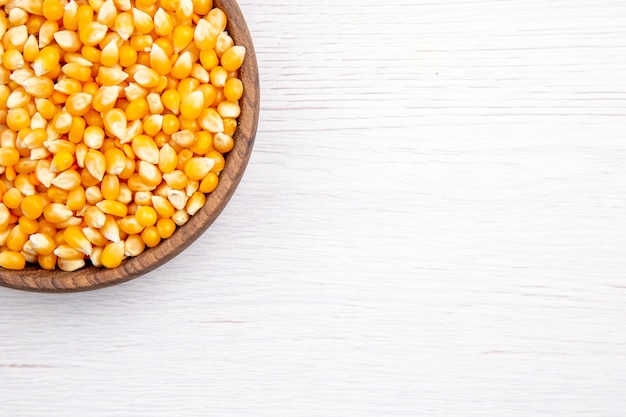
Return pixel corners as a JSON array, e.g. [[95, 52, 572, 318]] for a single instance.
[[0, 0, 259, 292], [1, 0, 626, 415]]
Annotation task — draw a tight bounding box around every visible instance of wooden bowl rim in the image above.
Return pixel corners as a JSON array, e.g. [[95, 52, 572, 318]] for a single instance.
[[0, 0, 259, 292]]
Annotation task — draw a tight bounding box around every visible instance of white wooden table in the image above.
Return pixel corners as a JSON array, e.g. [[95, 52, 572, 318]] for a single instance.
[[2, 1, 626, 415]]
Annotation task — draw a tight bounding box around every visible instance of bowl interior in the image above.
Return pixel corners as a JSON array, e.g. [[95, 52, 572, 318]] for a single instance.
[[0, 0, 259, 292]]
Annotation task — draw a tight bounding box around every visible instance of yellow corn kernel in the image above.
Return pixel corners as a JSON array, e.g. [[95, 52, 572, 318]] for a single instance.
[[161, 90, 180, 115], [3, 25, 28, 51], [125, 98, 149, 121], [19, 127, 46, 149], [207, 149, 225, 172], [0, 85, 10, 109], [209, 65, 228, 88], [119, 215, 144, 234], [224, 78, 243, 101], [63, 225, 93, 255], [215, 31, 234, 57], [6, 225, 26, 252], [50, 111, 72, 134], [136, 161, 161, 187], [57, 257, 84, 271], [68, 116, 86, 144], [111, 11, 133, 40], [171, 209, 189, 226], [8, 8, 29, 26], [0, 203, 10, 231], [102, 147, 125, 176], [46, 186, 69, 204], [34, 98, 57, 119], [99, 174, 119, 200], [50, 169, 81, 190], [22, 35, 39, 62], [148, 43, 172, 76], [63, 0, 79, 30], [193, 19, 214, 50], [37, 253, 57, 270], [15, 158, 38, 174], [157, 143, 177, 174], [53, 243, 84, 260], [179, 91, 204, 119], [184, 157, 214, 181], [51, 151, 75, 173], [79, 21, 108, 46], [212, 132, 234, 154], [189, 62, 209, 83], [154, 217, 174, 239], [185, 191, 205, 216], [129, 34, 153, 52], [66, 186, 86, 211], [61, 63, 91, 83], [96, 199, 127, 217], [96, 66, 129, 85], [99, 215, 119, 243], [79, 46, 99, 65], [84, 149, 106, 181], [223, 117, 237, 136], [124, 234, 145, 256], [102, 108, 127, 140], [82, 226, 108, 247], [83, 205, 106, 228], [133, 68, 160, 88], [132, 8, 154, 34], [110, 0, 130, 11], [30, 233, 56, 255], [80, 127, 103, 151], [132, 191, 151, 206], [96, 0, 116, 26], [153, 132, 169, 149], [42, 0, 64, 20], [25, 13, 44, 34], [162, 170, 187, 190], [220, 45, 246, 72], [98, 41, 119, 67], [43, 203, 73, 223], [198, 108, 224, 133], [118, 154, 135, 180], [131, 135, 159, 164], [65, 93, 93, 117], [37, 20, 58, 48], [199, 171, 218, 193], [153, 8, 173, 36], [170, 25, 193, 54], [19, 215, 40, 235], [19, 194, 44, 220], [135, 205, 157, 227], [52, 31, 81, 53], [0, 250, 26, 270], [170, 51, 193, 80], [140, 225, 160, 248], [6, 108, 31, 131], [85, 185, 103, 205], [150, 195, 174, 218], [114, 45, 136, 68], [191, 131, 213, 155], [91, 85, 119, 113], [101, 240, 124, 268], [54, 79, 82, 96], [18, 77, 51, 102], [140, 114, 162, 137], [3, 49, 25, 70], [199, 48, 219, 71]]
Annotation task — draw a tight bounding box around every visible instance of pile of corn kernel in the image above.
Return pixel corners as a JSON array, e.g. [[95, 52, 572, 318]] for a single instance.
[[0, 0, 245, 271]]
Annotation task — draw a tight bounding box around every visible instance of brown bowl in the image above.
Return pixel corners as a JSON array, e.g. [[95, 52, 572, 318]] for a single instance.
[[0, 0, 259, 292]]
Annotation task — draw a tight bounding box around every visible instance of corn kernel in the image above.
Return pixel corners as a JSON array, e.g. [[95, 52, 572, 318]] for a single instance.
[[199, 171, 218, 193], [140, 225, 160, 248], [124, 234, 145, 256], [30, 233, 56, 255], [170, 51, 193, 79], [101, 240, 125, 267], [62, 63, 92, 82], [0, 251, 26, 270], [131, 135, 159, 164], [118, 44, 137, 67]]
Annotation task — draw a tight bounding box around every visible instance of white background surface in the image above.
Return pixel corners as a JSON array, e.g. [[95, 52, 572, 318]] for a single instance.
[[2, 0, 626, 415]]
